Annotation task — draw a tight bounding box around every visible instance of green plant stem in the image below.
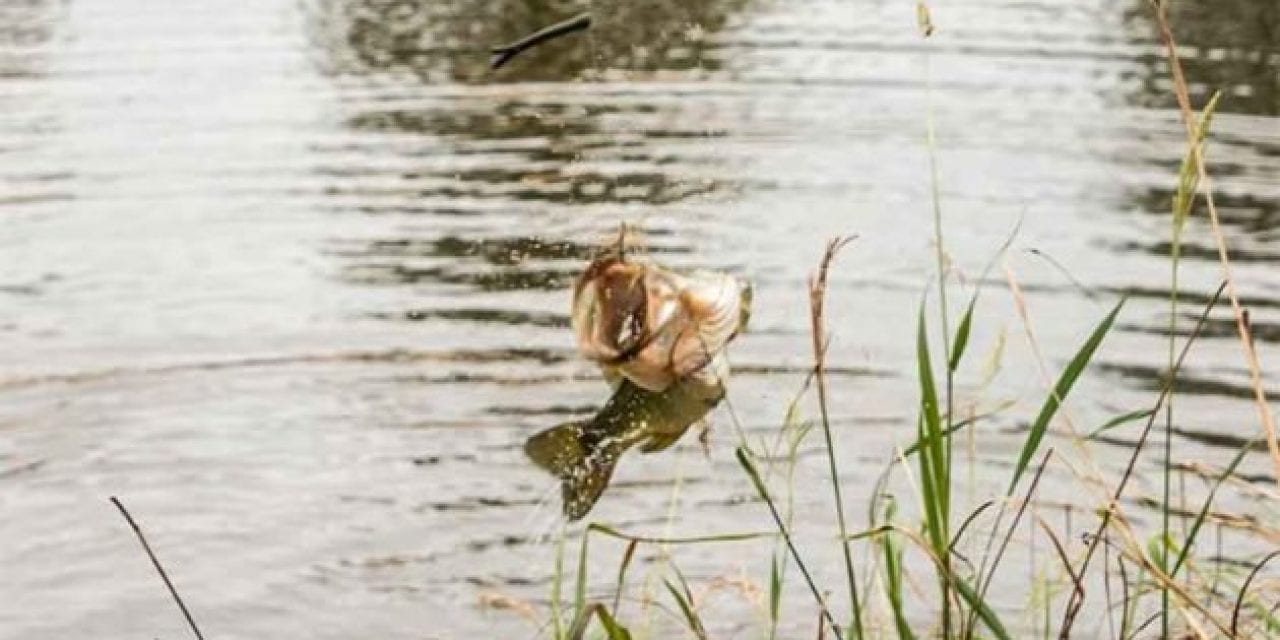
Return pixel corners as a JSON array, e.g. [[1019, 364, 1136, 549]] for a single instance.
[[736, 447, 842, 638], [552, 524, 567, 639], [923, 36, 956, 640], [1058, 282, 1225, 635], [1161, 217, 1180, 639]]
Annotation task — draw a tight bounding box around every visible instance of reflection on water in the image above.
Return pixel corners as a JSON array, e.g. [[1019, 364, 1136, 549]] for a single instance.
[[1124, 186, 1279, 235], [310, 0, 747, 309], [1, 0, 1279, 637], [312, 0, 744, 82], [1124, 0, 1279, 117], [0, 0, 62, 70], [0, 0, 72, 213], [1117, 0, 1280, 271]]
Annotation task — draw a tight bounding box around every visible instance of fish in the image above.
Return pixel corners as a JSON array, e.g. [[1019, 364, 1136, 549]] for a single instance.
[[525, 251, 750, 520]]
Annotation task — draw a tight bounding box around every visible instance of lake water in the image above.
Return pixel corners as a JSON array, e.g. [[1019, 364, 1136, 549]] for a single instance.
[[1, 0, 1277, 637]]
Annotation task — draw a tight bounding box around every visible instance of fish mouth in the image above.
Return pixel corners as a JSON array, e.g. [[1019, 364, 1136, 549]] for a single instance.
[[572, 251, 751, 393]]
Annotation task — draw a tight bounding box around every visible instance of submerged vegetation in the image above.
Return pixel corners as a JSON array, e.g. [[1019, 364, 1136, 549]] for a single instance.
[[515, 2, 1280, 638]]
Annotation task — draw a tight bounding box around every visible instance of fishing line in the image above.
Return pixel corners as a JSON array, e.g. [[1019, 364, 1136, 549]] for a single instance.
[[520, 479, 566, 546]]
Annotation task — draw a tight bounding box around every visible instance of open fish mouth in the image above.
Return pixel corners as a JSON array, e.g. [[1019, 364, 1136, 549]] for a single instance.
[[572, 250, 749, 393]]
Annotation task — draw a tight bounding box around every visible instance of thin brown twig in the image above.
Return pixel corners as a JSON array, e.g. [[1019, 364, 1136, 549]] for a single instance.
[[490, 12, 592, 70], [109, 496, 205, 640], [808, 235, 864, 638], [1129, 612, 1160, 639], [1034, 514, 1085, 612], [1089, 532, 1225, 637], [1231, 550, 1280, 637], [975, 449, 1054, 608], [1058, 281, 1226, 635], [1114, 539, 1225, 637], [950, 500, 996, 559]]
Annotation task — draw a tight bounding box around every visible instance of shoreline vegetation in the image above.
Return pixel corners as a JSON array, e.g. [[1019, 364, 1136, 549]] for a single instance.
[[106, 1, 1277, 638], [525, 2, 1279, 638]]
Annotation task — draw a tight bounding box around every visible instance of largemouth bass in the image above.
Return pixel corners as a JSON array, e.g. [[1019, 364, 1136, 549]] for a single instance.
[[525, 251, 749, 520]]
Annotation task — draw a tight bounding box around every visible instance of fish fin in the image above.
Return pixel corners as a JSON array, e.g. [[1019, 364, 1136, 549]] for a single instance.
[[697, 420, 712, 458], [561, 453, 619, 521], [524, 420, 625, 521], [524, 421, 589, 478]]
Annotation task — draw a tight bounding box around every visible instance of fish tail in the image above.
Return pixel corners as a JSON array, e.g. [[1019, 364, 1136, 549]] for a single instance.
[[524, 419, 629, 521]]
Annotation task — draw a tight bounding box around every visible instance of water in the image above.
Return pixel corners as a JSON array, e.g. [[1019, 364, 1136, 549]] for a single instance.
[[0, 0, 1276, 637]]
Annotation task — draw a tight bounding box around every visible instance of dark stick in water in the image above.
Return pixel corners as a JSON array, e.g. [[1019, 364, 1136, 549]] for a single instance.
[[109, 496, 205, 640], [491, 12, 591, 70]]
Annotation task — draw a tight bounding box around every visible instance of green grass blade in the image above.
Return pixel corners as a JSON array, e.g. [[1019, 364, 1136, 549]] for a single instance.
[[594, 605, 633, 640], [587, 522, 774, 545], [611, 539, 638, 613], [664, 573, 708, 640], [949, 296, 977, 372], [568, 603, 633, 640], [917, 305, 958, 637], [953, 576, 1012, 640], [1087, 408, 1155, 440], [917, 306, 949, 548], [916, 417, 944, 554], [1147, 533, 1169, 570], [1171, 439, 1254, 577], [575, 527, 590, 624], [917, 308, 944, 459], [1007, 298, 1125, 494], [881, 499, 916, 640], [769, 552, 782, 636], [901, 403, 1016, 457]]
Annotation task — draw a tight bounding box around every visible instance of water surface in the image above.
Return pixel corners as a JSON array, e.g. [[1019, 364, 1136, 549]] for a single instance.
[[1, 0, 1278, 637]]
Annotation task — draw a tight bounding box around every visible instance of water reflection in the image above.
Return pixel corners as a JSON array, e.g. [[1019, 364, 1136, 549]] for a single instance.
[[308, 0, 748, 313], [1115, 0, 1279, 267], [311, 0, 745, 82], [0, 0, 73, 282], [1099, 362, 1279, 400], [0, 0, 62, 78], [1123, 0, 1279, 116], [1115, 238, 1280, 263], [1125, 188, 1279, 234], [1123, 313, 1280, 344]]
